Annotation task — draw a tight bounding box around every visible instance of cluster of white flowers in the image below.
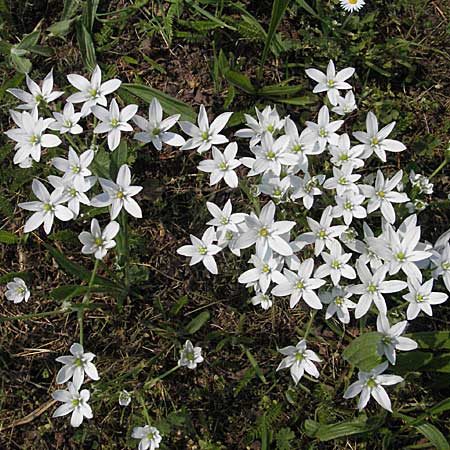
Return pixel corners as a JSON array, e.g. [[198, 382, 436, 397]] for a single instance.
[[52, 343, 99, 427], [175, 60, 449, 412], [3, 55, 448, 440]]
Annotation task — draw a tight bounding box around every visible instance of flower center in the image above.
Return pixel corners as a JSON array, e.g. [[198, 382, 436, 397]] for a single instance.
[[335, 296, 344, 305], [340, 153, 349, 161], [152, 127, 161, 135], [220, 217, 229, 225], [338, 176, 348, 185], [69, 188, 77, 197], [198, 246, 207, 255], [111, 118, 119, 127], [201, 131, 209, 140], [89, 89, 97, 97], [273, 189, 282, 197], [331, 261, 341, 269], [219, 162, 228, 170], [116, 190, 124, 199], [186, 351, 195, 361], [368, 283, 377, 293], [259, 228, 269, 237], [35, 94, 43, 102], [292, 144, 302, 153], [72, 165, 80, 174], [267, 151, 276, 159], [43, 203, 53, 212], [416, 294, 425, 302], [442, 262, 450, 270], [319, 128, 328, 137], [382, 336, 392, 345], [327, 79, 335, 87], [72, 399, 80, 407], [345, 200, 353, 210], [318, 229, 327, 239], [295, 353, 303, 361], [75, 358, 83, 367], [349, 0, 358, 4], [266, 124, 274, 133], [225, 231, 233, 240], [367, 378, 377, 388], [296, 281, 304, 290], [146, 432, 155, 440], [371, 137, 379, 146], [17, 286, 26, 294], [377, 191, 385, 198], [64, 119, 72, 128], [396, 252, 406, 261], [95, 237, 104, 246], [30, 135, 39, 144], [262, 264, 270, 274]]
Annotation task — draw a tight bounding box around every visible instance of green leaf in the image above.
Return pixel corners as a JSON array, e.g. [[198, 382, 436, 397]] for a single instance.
[[43, 243, 123, 293], [276, 95, 316, 106], [276, 427, 295, 450], [242, 345, 267, 384], [260, 0, 290, 70], [415, 423, 449, 450], [258, 83, 304, 97], [0, 272, 30, 284], [0, 230, 20, 244], [17, 31, 40, 49], [90, 147, 110, 179], [295, 0, 320, 19], [304, 418, 381, 441], [120, 83, 196, 122], [185, 310, 210, 334], [110, 139, 128, 179], [76, 22, 97, 71], [10, 54, 32, 73], [47, 19, 76, 37], [423, 353, 450, 373], [63, 0, 81, 20], [407, 331, 450, 350], [83, 0, 100, 32], [394, 351, 433, 374], [222, 69, 256, 95], [342, 331, 383, 371], [186, 0, 236, 30]]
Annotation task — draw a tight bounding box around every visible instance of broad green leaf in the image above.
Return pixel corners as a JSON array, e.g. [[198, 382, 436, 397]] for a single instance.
[[17, 31, 40, 49], [342, 331, 383, 371], [0, 230, 20, 244], [415, 423, 449, 450], [76, 22, 97, 71], [406, 331, 450, 349], [296, 0, 320, 19], [120, 84, 196, 122], [27, 45, 53, 57], [222, 69, 256, 95], [90, 147, 110, 179], [365, 60, 392, 77], [0, 272, 30, 284], [110, 139, 128, 179], [185, 310, 210, 334], [47, 19, 76, 37], [423, 353, 450, 373], [394, 351, 433, 374], [10, 54, 32, 73]]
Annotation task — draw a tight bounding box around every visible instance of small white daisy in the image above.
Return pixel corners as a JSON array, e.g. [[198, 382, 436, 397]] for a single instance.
[[339, 0, 366, 13]]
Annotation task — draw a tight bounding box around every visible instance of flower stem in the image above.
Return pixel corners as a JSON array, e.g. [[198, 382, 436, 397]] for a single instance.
[[78, 259, 100, 346], [429, 157, 448, 180], [118, 210, 130, 310], [0, 309, 65, 323], [144, 365, 179, 390], [137, 393, 151, 425], [303, 310, 317, 340]]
